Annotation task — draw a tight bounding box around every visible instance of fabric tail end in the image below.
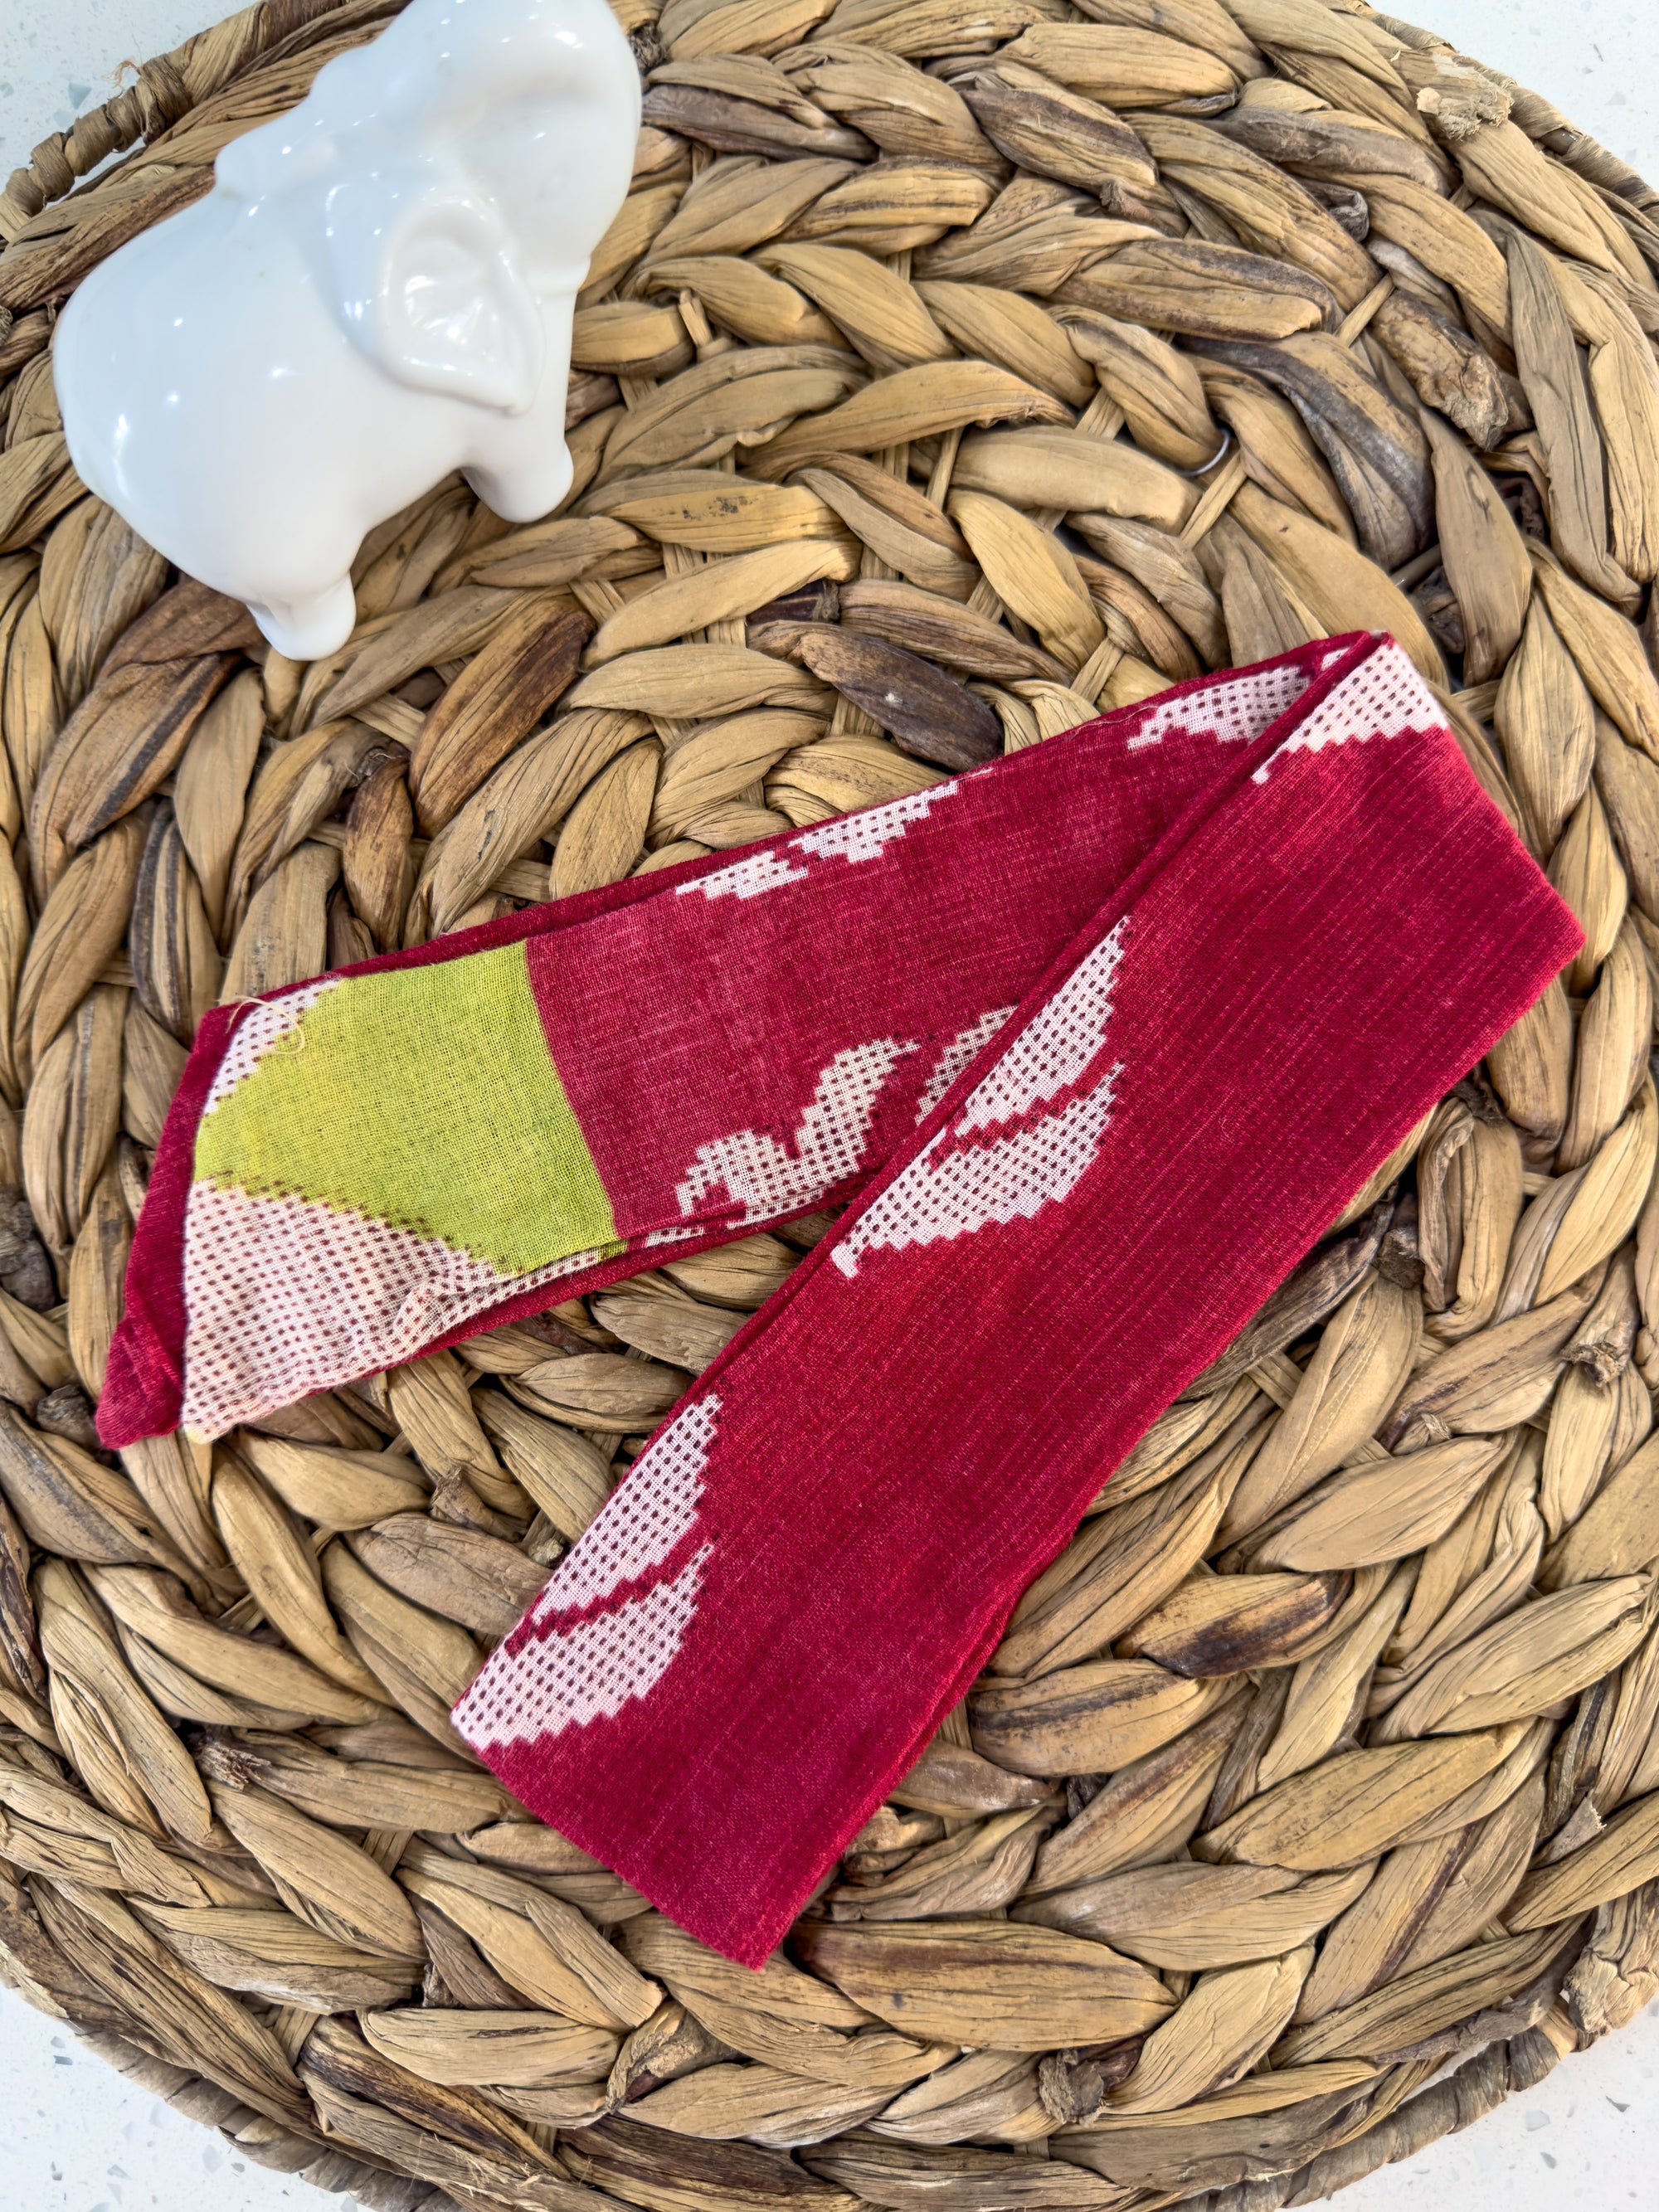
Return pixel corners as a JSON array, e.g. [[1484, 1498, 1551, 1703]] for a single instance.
[[95, 1320, 183, 1448]]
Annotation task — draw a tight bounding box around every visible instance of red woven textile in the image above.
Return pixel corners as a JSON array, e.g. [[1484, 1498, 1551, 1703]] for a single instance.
[[452, 634, 1576, 1961], [105, 634, 1367, 1446], [104, 635, 1576, 1961]]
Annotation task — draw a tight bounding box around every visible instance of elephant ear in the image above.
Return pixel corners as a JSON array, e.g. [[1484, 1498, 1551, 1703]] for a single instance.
[[324, 170, 546, 416]]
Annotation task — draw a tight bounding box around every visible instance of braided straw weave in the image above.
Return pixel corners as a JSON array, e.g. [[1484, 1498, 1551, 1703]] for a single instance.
[[2, 2, 1659, 2205]]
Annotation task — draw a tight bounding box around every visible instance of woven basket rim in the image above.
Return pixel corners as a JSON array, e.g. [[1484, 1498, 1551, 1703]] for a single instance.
[[1, 4, 1657, 2210]]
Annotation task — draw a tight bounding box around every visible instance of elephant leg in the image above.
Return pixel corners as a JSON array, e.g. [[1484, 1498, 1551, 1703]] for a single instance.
[[246, 574, 358, 660], [465, 438, 575, 524]]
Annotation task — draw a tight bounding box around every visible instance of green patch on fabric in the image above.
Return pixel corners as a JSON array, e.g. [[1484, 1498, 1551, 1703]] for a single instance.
[[195, 944, 617, 1276]]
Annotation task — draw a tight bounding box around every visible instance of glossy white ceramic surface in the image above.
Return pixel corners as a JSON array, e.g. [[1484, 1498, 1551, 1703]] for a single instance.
[[51, 0, 640, 659]]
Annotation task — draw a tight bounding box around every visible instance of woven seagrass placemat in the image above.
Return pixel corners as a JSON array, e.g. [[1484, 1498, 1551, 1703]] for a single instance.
[[0, 2, 1657, 2206]]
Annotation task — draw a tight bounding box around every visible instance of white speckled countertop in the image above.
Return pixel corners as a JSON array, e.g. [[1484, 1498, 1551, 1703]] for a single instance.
[[2, 2, 1657, 2206]]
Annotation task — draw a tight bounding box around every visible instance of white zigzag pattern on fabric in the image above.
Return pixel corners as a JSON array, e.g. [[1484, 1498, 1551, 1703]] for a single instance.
[[455, 1396, 722, 1746], [831, 925, 1128, 1276], [1121, 662, 1315, 753], [1251, 639, 1432, 781], [205, 978, 339, 1113], [680, 849, 809, 902], [178, 1183, 604, 1437], [795, 783, 959, 863], [679, 785, 960, 902], [676, 1038, 919, 1223]]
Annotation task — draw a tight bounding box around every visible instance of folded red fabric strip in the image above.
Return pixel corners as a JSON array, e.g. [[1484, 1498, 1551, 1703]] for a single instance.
[[105, 634, 1361, 1445], [450, 633, 1574, 1962], [105, 635, 1576, 1962]]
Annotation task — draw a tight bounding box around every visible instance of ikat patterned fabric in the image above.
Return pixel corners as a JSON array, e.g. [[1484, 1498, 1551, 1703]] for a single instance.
[[102, 637, 1579, 1960]]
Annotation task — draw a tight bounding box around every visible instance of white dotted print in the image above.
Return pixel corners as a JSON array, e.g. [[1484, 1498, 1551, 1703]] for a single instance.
[[915, 1008, 1017, 1121], [680, 850, 809, 902], [1121, 662, 1316, 752], [677, 785, 960, 901], [455, 1395, 723, 1746], [960, 924, 1126, 1130], [795, 784, 959, 864], [178, 1184, 605, 1438], [204, 980, 339, 1114], [834, 1077, 1123, 1276], [1252, 640, 1436, 781], [455, 1544, 713, 1744], [675, 1037, 919, 1224], [527, 1397, 719, 1622], [832, 925, 1128, 1277]]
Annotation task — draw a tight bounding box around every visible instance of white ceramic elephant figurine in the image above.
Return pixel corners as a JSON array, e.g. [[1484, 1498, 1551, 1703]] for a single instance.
[[55, 0, 641, 660]]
